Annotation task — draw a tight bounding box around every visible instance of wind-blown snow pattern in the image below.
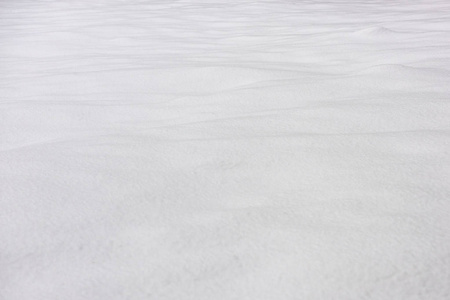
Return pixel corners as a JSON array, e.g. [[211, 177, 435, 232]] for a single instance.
[[1, 0, 450, 299]]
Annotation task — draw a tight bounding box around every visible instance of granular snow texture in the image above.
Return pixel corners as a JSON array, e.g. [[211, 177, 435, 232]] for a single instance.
[[1, 1, 450, 299]]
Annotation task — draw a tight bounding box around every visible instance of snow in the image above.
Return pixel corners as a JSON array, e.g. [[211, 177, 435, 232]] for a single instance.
[[1, 0, 450, 299]]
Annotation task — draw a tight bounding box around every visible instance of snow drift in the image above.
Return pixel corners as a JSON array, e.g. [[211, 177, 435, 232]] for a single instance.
[[1, 0, 450, 299]]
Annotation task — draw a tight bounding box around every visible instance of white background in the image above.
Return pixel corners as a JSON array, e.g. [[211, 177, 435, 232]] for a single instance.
[[1, 0, 450, 299]]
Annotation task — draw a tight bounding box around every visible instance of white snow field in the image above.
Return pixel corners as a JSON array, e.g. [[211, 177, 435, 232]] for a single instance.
[[1, 0, 450, 299]]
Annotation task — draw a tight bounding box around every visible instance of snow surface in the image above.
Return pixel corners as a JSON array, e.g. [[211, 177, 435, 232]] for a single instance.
[[1, 0, 450, 299]]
